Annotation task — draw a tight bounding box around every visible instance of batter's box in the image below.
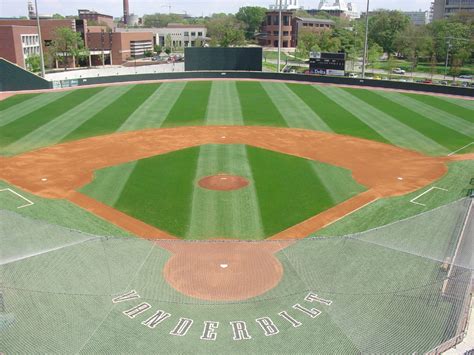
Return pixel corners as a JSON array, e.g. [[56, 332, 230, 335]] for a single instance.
[[410, 187, 449, 207], [0, 188, 34, 209]]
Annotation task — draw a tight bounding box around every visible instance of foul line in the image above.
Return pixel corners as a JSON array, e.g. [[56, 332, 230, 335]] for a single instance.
[[410, 187, 448, 206], [448, 142, 474, 156], [0, 188, 34, 209]]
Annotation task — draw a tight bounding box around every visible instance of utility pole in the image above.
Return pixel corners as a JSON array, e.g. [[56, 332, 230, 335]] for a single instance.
[[34, 0, 46, 78], [444, 39, 452, 80], [277, 0, 282, 73], [361, 0, 370, 79]]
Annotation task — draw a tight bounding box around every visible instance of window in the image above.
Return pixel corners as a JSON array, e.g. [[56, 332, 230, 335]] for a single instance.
[[191, 32, 196, 36], [184, 31, 189, 36], [273, 16, 279, 25], [198, 32, 202, 36], [283, 31, 289, 36], [303, 23, 308, 26], [283, 15, 289, 26], [267, 15, 272, 25], [273, 31, 279, 36]]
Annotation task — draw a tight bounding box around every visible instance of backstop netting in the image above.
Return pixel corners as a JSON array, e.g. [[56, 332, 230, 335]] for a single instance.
[[0, 198, 472, 353]]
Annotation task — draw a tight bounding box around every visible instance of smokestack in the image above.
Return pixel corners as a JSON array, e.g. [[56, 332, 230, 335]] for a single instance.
[[123, 0, 129, 24]]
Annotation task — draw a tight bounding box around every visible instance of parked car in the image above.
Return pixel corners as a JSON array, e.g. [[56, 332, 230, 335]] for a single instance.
[[439, 80, 448, 86], [348, 73, 358, 78], [392, 68, 406, 75], [461, 81, 469, 88], [422, 80, 433, 84], [459, 75, 472, 79]]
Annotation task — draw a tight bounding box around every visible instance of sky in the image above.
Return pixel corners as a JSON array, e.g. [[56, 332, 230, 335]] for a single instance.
[[0, 0, 432, 18]]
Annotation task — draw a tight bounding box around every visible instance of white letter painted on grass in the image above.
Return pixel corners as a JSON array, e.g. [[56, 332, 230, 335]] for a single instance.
[[304, 292, 332, 306], [170, 318, 194, 336], [256, 317, 279, 336], [112, 290, 140, 303], [200, 321, 219, 341], [278, 311, 302, 327], [292, 304, 321, 318], [123, 303, 151, 318], [141, 310, 171, 329], [230, 321, 252, 340]]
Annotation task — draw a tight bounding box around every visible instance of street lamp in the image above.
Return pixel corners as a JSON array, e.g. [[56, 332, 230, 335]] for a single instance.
[[34, 0, 46, 78], [361, 0, 370, 79]]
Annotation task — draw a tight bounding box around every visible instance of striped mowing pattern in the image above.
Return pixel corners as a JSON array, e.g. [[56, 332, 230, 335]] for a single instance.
[[261, 81, 332, 131], [315, 86, 450, 156], [186, 81, 264, 239], [3, 86, 132, 155]]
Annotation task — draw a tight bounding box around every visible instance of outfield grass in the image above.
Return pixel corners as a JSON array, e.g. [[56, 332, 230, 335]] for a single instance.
[[288, 84, 389, 143], [0, 88, 104, 149], [1, 80, 473, 239], [0, 93, 38, 110], [345, 88, 472, 152], [81, 144, 365, 239]]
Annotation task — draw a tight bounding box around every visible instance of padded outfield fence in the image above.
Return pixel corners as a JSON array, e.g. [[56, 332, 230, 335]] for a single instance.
[[0, 198, 472, 353]]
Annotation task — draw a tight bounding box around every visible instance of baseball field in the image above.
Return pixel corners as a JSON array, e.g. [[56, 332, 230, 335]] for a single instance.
[[0, 79, 473, 353]]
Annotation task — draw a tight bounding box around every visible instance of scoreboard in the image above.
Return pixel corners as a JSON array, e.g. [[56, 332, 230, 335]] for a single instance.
[[309, 52, 346, 76]]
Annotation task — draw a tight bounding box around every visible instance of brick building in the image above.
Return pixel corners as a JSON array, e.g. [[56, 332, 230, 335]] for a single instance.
[[78, 9, 115, 29], [87, 31, 153, 65], [259, 12, 334, 48], [0, 25, 40, 68]]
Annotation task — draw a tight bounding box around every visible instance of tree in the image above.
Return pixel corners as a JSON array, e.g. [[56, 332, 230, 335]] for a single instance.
[[235, 6, 267, 40], [154, 45, 162, 54], [50, 27, 89, 69], [25, 54, 41, 72], [165, 34, 173, 52], [296, 29, 341, 58], [207, 14, 246, 47], [52, 13, 65, 19], [368, 10, 410, 56], [368, 43, 383, 73], [143, 13, 186, 28]]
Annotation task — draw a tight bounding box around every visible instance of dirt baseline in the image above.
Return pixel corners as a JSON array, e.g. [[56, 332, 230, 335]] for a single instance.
[[0, 126, 452, 240], [0, 125, 465, 301]]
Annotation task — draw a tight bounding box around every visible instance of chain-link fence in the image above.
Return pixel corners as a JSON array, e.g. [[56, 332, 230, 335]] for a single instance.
[[1, 198, 472, 353]]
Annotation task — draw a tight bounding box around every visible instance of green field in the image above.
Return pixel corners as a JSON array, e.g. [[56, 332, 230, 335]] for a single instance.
[[1, 80, 473, 238], [80, 144, 365, 239], [1, 80, 473, 353]]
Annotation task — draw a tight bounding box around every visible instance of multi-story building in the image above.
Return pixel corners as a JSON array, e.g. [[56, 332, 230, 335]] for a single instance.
[[78, 9, 115, 29], [116, 24, 207, 48], [308, 0, 360, 19], [260, 10, 294, 48], [292, 17, 335, 47], [0, 25, 41, 68], [403, 10, 431, 25], [87, 31, 153, 65], [432, 0, 474, 20], [259, 12, 334, 48]]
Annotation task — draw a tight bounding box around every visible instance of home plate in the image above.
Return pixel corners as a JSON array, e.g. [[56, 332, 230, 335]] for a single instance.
[[41, 178, 48, 181], [397, 177, 404, 180], [220, 264, 229, 269]]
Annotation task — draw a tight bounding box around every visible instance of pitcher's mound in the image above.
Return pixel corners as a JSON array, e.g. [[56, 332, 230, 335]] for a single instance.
[[198, 174, 249, 191]]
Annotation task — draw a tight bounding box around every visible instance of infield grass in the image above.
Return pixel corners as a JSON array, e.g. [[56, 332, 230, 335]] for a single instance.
[[81, 144, 366, 239]]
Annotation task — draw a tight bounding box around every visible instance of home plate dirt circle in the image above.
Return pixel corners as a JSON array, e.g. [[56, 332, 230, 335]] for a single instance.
[[158, 241, 288, 301], [198, 174, 249, 191]]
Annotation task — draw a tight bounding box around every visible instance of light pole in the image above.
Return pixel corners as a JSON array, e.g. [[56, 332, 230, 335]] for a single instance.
[[277, 0, 282, 73], [444, 39, 451, 80], [34, 0, 46, 77], [361, 0, 370, 79]]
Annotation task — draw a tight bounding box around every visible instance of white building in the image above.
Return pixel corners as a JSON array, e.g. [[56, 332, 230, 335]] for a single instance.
[[318, 0, 360, 19], [117, 24, 207, 48], [403, 10, 430, 25], [269, 0, 302, 10]]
